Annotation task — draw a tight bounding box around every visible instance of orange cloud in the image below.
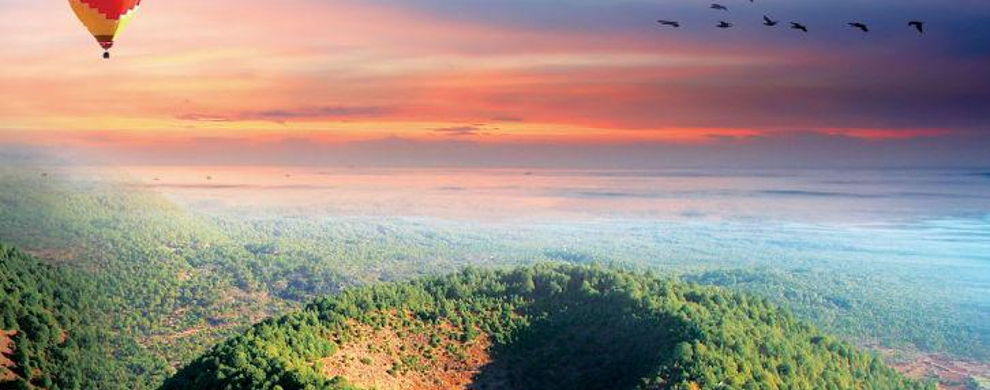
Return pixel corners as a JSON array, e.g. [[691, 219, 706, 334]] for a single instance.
[[0, 0, 980, 155], [825, 128, 951, 140]]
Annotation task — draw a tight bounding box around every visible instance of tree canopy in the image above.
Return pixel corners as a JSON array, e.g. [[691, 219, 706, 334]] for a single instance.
[[161, 264, 932, 390]]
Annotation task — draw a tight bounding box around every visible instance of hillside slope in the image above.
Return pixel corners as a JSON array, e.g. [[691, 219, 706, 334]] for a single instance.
[[0, 244, 167, 390], [0, 168, 285, 370], [161, 265, 931, 390]]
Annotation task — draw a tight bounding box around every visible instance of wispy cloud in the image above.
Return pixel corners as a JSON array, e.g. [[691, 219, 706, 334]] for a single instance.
[[175, 114, 233, 123], [432, 124, 500, 137], [2, 0, 989, 166], [244, 106, 393, 122], [10, 131, 990, 168], [177, 106, 393, 124]]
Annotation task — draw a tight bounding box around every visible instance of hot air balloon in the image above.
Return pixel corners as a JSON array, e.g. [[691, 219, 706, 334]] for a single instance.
[[68, 0, 142, 59]]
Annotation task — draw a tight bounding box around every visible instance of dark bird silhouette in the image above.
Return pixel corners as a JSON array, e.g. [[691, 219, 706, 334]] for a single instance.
[[717, 21, 733, 28], [848, 22, 869, 32], [790, 22, 808, 32], [763, 16, 779, 26], [657, 20, 681, 28], [711, 3, 728, 11], [908, 20, 924, 33]]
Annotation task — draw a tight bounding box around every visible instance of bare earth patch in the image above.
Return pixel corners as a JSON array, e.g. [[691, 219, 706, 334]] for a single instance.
[[876, 346, 990, 390], [23, 247, 84, 267], [321, 320, 494, 390], [1, 329, 18, 382]]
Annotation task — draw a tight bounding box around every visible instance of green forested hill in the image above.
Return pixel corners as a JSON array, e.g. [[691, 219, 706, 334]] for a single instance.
[[161, 265, 932, 390], [0, 167, 982, 388], [684, 268, 989, 361], [0, 244, 168, 390], [0, 168, 288, 370]]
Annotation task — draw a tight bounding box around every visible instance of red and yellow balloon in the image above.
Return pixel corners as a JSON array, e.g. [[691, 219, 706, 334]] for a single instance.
[[68, 0, 142, 59]]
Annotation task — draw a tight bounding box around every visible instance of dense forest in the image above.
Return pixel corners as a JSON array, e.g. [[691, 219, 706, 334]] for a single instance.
[[161, 265, 932, 390], [0, 244, 167, 390], [685, 268, 989, 360], [0, 168, 293, 370], [212, 215, 990, 361], [0, 166, 986, 388]]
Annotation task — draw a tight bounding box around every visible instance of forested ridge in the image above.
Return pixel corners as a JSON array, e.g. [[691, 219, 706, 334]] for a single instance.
[[0, 169, 292, 371], [161, 265, 932, 390], [0, 244, 166, 390], [1, 167, 984, 388], [685, 268, 989, 361]]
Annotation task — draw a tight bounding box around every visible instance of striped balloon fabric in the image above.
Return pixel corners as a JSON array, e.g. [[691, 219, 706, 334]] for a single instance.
[[68, 0, 142, 58]]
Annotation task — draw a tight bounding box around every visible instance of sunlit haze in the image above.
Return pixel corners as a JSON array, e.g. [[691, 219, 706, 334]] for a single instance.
[[2, 0, 989, 167]]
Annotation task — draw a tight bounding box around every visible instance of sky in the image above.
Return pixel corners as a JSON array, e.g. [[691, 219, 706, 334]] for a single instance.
[[1, 0, 989, 167]]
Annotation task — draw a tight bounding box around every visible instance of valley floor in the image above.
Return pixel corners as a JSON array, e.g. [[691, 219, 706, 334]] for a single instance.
[[882, 351, 990, 390]]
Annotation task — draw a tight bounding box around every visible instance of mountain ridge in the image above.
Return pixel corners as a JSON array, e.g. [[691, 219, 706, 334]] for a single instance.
[[161, 264, 932, 390]]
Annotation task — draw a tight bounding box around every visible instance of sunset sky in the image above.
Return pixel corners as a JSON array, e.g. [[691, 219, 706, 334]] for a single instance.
[[2, 0, 989, 167]]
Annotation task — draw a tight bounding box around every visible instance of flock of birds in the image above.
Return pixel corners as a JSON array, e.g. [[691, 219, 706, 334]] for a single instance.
[[657, 2, 925, 34]]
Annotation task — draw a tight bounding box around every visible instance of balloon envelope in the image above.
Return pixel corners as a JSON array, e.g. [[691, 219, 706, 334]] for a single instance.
[[68, 0, 142, 52]]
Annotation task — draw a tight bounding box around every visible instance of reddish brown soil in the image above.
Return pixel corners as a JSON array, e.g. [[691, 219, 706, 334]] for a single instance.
[[321, 319, 494, 390], [1, 330, 18, 382], [876, 346, 990, 390]]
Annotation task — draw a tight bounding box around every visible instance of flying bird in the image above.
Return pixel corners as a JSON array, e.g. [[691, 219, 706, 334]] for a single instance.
[[717, 21, 733, 28], [790, 22, 808, 32], [657, 20, 681, 28], [763, 16, 779, 26], [848, 22, 869, 32], [711, 3, 728, 11], [908, 20, 925, 33]]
